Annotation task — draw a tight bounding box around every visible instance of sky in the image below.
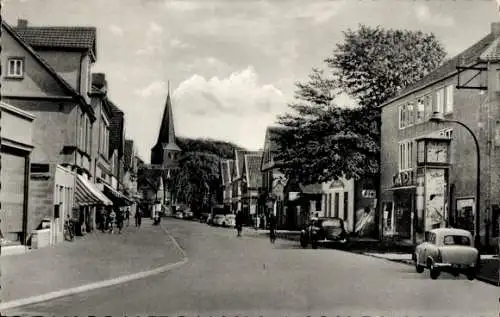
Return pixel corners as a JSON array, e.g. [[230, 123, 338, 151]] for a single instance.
[[3, 0, 500, 162]]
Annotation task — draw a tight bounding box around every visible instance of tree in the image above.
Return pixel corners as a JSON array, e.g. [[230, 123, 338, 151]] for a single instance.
[[275, 25, 446, 185], [169, 138, 245, 212]]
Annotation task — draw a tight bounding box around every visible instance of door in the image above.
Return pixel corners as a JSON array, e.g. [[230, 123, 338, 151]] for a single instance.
[[0, 152, 26, 241]]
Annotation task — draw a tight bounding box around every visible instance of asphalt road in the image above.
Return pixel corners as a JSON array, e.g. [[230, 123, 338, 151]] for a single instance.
[[9, 218, 499, 317]]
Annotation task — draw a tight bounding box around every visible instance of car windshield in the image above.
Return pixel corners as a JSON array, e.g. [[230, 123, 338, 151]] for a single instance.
[[321, 219, 341, 227], [443, 235, 471, 246]]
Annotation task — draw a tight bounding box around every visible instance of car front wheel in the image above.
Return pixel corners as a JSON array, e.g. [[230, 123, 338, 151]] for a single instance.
[[429, 263, 440, 280], [466, 268, 476, 280], [415, 255, 424, 273]]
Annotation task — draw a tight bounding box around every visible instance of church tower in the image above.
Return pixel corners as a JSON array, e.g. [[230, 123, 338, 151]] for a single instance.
[[150, 82, 182, 205], [150, 82, 182, 168]]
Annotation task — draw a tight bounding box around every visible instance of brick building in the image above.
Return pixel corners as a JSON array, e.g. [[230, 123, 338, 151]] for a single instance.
[[379, 22, 500, 248]]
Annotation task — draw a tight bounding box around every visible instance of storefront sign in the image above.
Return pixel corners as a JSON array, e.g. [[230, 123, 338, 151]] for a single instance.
[[392, 170, 415, 187], [424, 168, 446, 230], [30, 174, 50, 181]]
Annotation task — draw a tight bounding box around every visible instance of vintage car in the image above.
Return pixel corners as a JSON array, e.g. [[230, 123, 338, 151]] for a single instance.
[[300, 217, 349, 249], [413, 228, 479, 280], [224, 214, 236, 228]]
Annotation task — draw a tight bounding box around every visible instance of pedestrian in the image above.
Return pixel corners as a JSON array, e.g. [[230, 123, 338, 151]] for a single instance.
[[135, 207, 143, 228], [116, 209, 124, 234], [108, 209, 116, 234], [235, 210, 244, 237], [269, 212, 277, 243], [125, 207, 130, 227]]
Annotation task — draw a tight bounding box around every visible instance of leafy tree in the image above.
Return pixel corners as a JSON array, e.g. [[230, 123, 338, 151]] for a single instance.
[[275, 25, 446, 185], [168, 138, 245, 212]]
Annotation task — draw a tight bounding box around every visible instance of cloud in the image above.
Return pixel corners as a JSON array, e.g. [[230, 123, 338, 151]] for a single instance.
[[170, 38, 190, 49], [134, 80, 168, 97], [108, 24, 124, 36], [164, 0, 202, 11], [171, 67, 287, 150], [415, 4, 455, 27], [284, 1, 345, 24], [135, 21, 165, 55]]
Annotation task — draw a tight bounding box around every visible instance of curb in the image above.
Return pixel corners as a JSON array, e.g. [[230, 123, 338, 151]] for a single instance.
[[0, 225, 189, 311]]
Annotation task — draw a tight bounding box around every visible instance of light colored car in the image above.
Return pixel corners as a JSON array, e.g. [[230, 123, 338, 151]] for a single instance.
[[413, 228, 479, 280], [183, 209, 194, 219], [174, 211, 184, 219], [213, 214, 226, 226], [224, 214, 236, 228]]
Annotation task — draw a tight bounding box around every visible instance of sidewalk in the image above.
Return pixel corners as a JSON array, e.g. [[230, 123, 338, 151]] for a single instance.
[[252, 228, 498, 286], [1, 220, 185, 304]]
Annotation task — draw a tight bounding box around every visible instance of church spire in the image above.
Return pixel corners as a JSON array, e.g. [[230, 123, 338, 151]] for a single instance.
[[154, 82, 180, 151]]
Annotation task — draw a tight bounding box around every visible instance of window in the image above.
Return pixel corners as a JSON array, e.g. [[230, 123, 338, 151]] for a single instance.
[[444, 85, 454, 113], [416, 98, 425, 123], [399, 103, 415, 129], [407, 102, 415, 126], [315, 199, 321, 211], [443, 235, 471, 246], [424, 94, 433, 121], [343, 191, 349, 220], [398, 140, 414, 171], [328, 193, 332, 217], [334, 193, 340, 217], [79, 113, 85, 150], [7, 58, 24, 78], [399, 105, 406, 129], [435, 88, 445, 114]]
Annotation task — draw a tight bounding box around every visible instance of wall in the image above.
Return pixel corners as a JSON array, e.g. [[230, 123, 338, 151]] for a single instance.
[[3, 98, 73, 163], [28, 163, 56, 240], [1, 27, 68, 98], [36, 50, 81, 93]]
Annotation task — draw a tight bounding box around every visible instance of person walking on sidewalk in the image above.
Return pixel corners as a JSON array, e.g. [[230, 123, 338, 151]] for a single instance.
[[268, 212, 277, 243], [108, 209, 116, 234], [135, 206, 143, 228], [235, 210, 244, 237], [116, 209, 125, 234]]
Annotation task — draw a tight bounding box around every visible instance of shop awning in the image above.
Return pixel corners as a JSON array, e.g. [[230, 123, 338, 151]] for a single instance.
[[103, 183, 133, 206], [74, 175, 113, 207]]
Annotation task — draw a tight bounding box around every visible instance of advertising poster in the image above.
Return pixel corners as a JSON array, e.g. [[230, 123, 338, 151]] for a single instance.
[[425, 168, 447, 231]]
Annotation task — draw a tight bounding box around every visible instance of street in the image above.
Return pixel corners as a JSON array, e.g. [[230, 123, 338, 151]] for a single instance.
[[9, 218, 499, 317]]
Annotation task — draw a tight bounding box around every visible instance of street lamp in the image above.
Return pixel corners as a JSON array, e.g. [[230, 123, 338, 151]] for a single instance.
[[429, 111, 481, 251]]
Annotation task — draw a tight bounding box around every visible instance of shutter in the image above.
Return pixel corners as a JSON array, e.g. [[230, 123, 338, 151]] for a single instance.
[[0, 153, 26, 234]]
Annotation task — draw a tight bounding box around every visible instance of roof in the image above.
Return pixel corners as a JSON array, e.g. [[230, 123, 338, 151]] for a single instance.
[[2, 21, 79, 98], [107, 100, 125, 158], [124, 140, 134, 171], [221, 160, 230, 185], [381, 32, 495, 108], [245, 154, 263, 188], [235, 150, 259, 179], [228, 160, 235, 181], [430, 228, 473, 237], [153, 92, 181, 152], [14, 25, 97, 60]]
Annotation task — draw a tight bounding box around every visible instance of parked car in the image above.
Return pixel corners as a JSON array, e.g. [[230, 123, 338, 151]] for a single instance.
[[413, 228, 479, 280], [199, 212, 210, 223], [183, 209, 194, 220], [174, 211, 184, 219], [224, 214, 236, 228], [213, 214, 226, 226], [300, 217, 349, 249]]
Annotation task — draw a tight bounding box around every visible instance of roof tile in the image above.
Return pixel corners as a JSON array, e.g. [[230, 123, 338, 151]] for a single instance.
[[245, 154, 263, 188], [14, 26, 96, 50]]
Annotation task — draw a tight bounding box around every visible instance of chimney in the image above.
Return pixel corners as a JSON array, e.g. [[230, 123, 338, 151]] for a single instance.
[[92, 73, 107, 89], [491, 22, 500, 37], [17, 19, 28, 28]]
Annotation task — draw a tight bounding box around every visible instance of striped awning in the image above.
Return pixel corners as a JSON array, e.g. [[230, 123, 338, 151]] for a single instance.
[[103, 183, 133, 206], [74, 175, 113, 207]]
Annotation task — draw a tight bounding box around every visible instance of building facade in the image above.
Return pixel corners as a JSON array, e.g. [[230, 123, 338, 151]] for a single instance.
[[380, 22, 500, 248], [241, 153, 262, 225], [1, 20, 112, 241], [0, 101, 34, 244]]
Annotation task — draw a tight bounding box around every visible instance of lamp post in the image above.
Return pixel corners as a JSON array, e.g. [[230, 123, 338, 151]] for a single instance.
[[429, 112, 481, 251]]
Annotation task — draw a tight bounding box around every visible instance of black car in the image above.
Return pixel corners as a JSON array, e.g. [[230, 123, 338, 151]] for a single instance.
[[299, 217, 349, 249]]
